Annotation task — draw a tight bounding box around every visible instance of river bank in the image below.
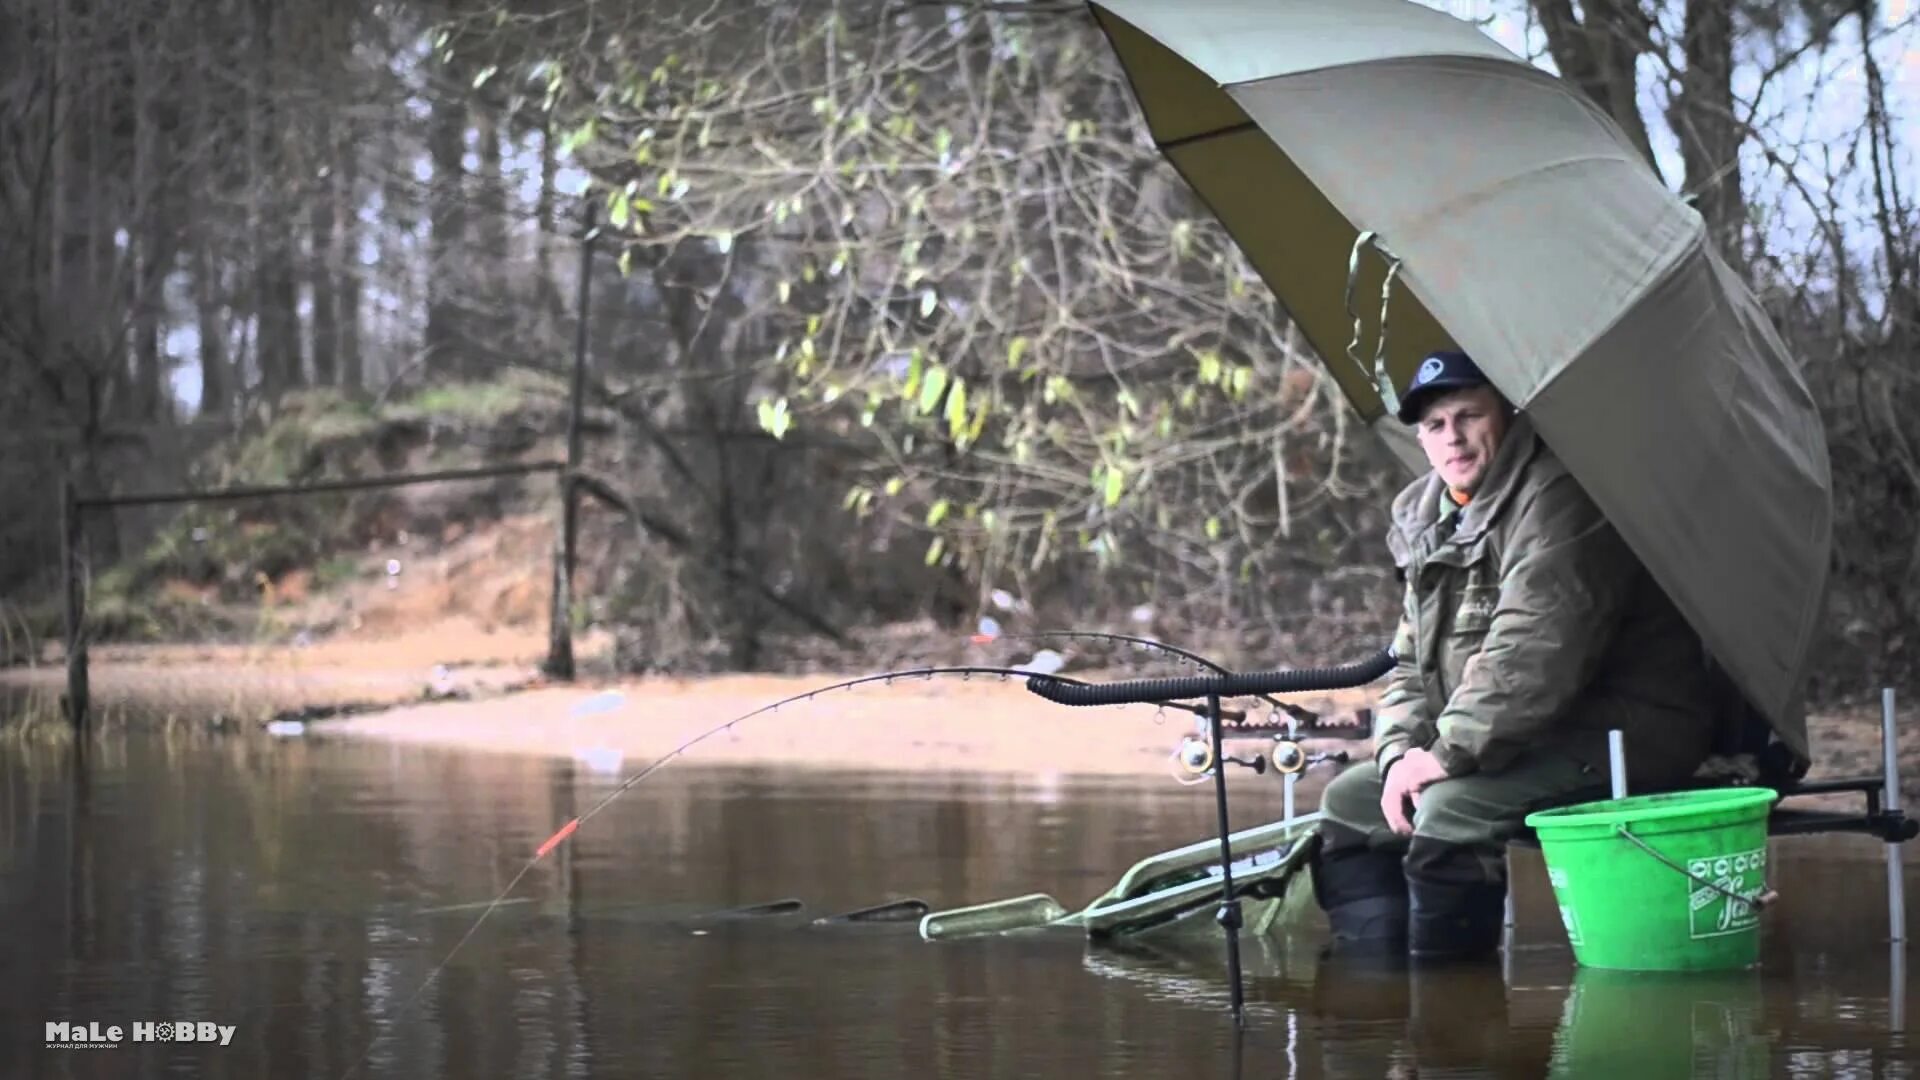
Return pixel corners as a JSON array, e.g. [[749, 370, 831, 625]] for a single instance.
[[1, 628, 1909, 796]]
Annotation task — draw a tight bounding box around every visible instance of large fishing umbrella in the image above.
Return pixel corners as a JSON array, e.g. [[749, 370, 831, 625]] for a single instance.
[[1087, 0, 1832, 764]]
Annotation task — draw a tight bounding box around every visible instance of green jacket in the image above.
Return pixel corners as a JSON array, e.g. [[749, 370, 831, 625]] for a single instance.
[[1372, 415, 1715, 783]]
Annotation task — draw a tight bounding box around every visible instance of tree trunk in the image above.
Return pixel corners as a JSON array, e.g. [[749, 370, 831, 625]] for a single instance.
[[253, 0, 302, 400], [310, 112, 339, 388], [426, 93, 468, 377], [337, 136, 364, 392], [194, 239, 230, 420], [131, 0, 164, 421], [538, 109, 560, 314], [1671, 0, 1744, 263], [1530, 0, 1666, 184], [192, 7, 230, 420], [47, 0, 66, 330]]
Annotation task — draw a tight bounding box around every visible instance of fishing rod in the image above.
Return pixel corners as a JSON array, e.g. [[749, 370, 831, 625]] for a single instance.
[[1023, 646, 1396, 1027], [341, 639, 1393, 1076], [1007, 630, 1306, 715], [984, 630, 1349, 731]]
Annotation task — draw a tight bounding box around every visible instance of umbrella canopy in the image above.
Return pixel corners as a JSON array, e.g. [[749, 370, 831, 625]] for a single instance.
[[1088, 0, 1832, 763]]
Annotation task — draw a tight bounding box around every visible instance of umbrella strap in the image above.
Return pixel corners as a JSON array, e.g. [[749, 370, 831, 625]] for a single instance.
[[1344, 231, 1404, 420]]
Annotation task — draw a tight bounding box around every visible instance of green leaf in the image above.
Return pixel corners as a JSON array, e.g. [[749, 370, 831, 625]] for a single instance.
[[924, 536, 945, 566], [903, 349, 924, 398], [1006, 336, 1030, 369], [472, 65, 498, 89], [918, 365, 949, 415], [884, 477, 905, 496], [926, 499, 951, 527], [560, 118, 597, 156], [1205, 517, 1222, 541], [1103, 466, 1126, 507], [945, 377, 968, 439], [1196, 349, 1222, 386], [966, 398, 990, 445], [755, 398, 792, 440]]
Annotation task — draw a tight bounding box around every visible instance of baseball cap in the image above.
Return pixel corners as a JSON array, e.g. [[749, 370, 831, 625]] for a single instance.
[[1396, 350, 1490, 425]]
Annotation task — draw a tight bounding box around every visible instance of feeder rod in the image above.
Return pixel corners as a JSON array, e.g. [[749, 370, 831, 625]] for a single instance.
[[1607, 730, 1628, 799], [1884, 688, 1905, 944]]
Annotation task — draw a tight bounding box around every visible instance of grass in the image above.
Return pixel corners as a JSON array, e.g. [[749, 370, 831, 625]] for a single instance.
[[393, 369, 564, 427]]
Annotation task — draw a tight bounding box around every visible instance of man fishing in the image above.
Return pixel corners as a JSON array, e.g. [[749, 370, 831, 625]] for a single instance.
[[1309, 350, 1717, 961]]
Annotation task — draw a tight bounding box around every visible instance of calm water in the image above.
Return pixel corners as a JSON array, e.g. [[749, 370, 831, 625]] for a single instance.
[[1, 726, 1914, 1079]]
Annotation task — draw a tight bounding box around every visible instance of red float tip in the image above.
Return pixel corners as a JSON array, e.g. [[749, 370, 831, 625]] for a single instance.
[[535, 818, 581, 858]]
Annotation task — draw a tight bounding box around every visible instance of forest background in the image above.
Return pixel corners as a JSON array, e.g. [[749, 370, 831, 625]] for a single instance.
[[0, 0, 1914, 706]]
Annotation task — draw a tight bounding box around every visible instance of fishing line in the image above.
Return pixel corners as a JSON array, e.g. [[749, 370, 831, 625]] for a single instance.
[[340, 662, 1105, 1080], [342, 638, 1388, 1076]]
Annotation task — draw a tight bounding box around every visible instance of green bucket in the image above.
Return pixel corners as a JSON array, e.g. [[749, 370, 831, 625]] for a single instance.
[[1523, 787, 1779, 971], [1546, 967, 1768, 1078]]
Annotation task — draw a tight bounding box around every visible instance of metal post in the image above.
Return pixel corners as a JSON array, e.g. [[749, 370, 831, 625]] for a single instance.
[[1206, 692, 1245, 1028], [1503, 850, 1516, 930], [1607, 729, 1628, 799], [546, 199, 596, 680], [1884, 688, 1905, 945], [60, 478, 89, 737], [1282, 713, 1297, 826]]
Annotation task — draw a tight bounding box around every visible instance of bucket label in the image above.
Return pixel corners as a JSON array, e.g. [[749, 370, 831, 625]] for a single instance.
[[1686, 847, 1766, 939], [1546, 867, 1582, 945]]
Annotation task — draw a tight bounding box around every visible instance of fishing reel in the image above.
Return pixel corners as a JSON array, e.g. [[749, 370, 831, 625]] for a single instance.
[[1170, 728, 1349, 781]]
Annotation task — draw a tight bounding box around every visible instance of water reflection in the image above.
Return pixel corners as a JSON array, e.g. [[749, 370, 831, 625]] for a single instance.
[[0, 729, 1914, 1079]]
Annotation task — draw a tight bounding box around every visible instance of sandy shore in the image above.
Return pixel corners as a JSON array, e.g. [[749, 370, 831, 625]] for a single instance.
[[5, 628, 1909, 800], [326, 671, 1377, 779]]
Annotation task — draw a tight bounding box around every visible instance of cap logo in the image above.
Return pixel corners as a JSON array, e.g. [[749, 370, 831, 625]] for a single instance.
[[1416, 356, 1445, 385]]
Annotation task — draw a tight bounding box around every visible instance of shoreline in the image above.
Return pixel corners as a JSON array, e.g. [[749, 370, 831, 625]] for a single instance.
[[320, 673, 1377, 780], [3, 642, 1909, 803]]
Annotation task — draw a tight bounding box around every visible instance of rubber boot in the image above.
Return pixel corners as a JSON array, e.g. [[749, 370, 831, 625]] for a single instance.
[[1406, 874, 1507, 963], [1408, 959, 1519, 1070], [1311, 845, 1410, 954], [1311, 944, 1410, 1024]]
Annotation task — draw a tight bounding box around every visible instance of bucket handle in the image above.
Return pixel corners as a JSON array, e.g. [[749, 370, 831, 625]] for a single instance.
[[1615, 825, 1780, 911]]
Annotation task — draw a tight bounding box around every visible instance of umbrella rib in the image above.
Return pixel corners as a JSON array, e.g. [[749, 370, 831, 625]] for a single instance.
[[1158, 120, 1258, 153]]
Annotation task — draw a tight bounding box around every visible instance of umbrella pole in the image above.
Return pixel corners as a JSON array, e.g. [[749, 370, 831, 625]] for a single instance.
[[1884, 688, 1905, 946], [1206, 691, 1247, 1027]]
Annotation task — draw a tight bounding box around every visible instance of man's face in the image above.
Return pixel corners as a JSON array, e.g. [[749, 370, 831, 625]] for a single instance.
[[1414, 385, 1509, 494]]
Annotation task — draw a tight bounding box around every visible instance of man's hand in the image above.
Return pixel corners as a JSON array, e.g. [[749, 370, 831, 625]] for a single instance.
[[1379, 748, 1452, 835]]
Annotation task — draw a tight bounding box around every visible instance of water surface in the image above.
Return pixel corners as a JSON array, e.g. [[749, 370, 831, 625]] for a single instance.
[[1, 728, 1913, 1079]]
